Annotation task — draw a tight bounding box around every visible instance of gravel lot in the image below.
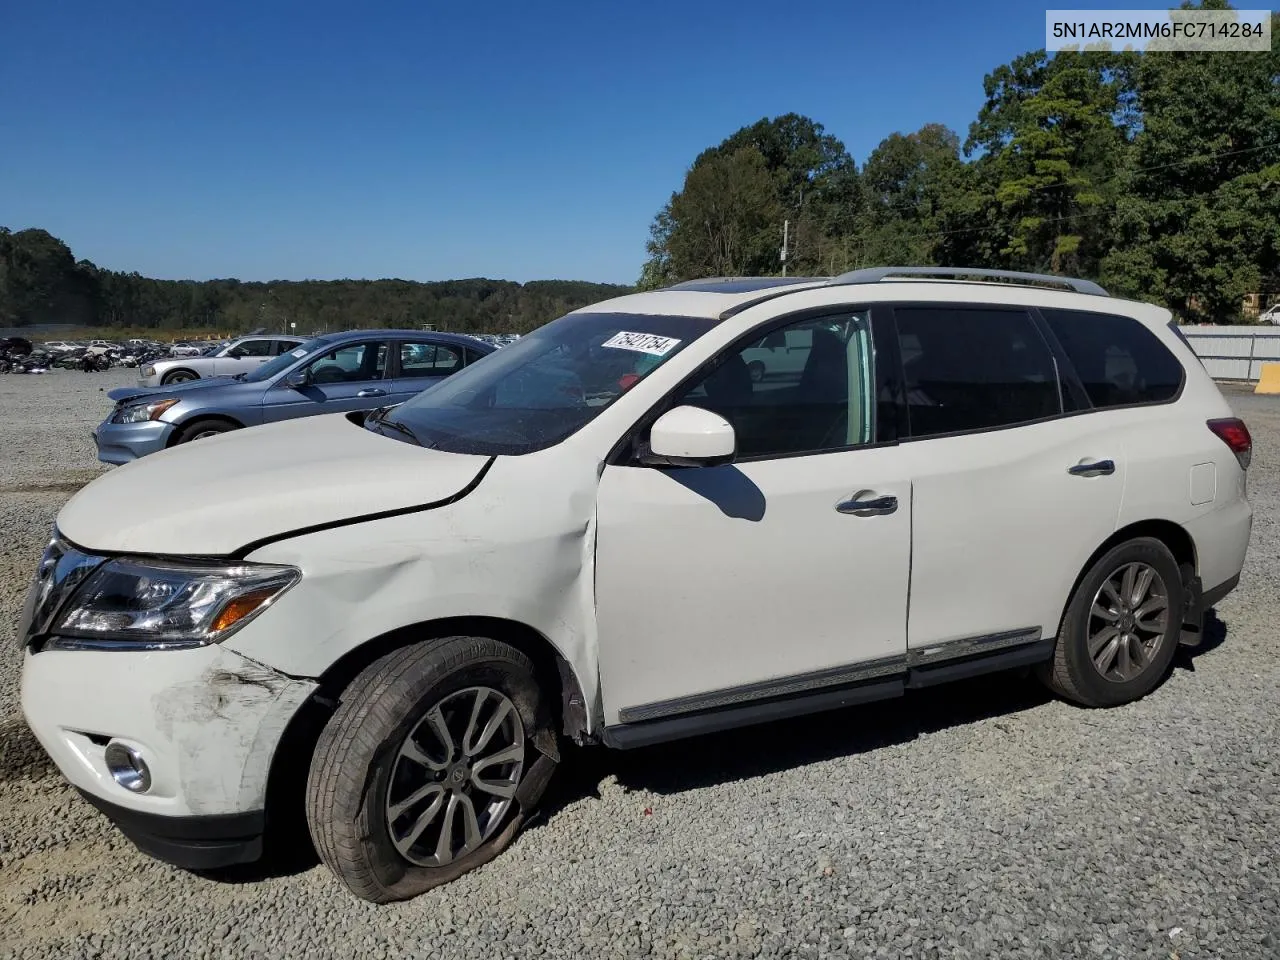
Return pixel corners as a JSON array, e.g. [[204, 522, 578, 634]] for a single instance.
[[1, 369, 1278, 960]]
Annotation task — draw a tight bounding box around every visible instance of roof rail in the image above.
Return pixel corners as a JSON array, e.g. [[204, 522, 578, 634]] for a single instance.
[[664, 276, 827, 293], [828, 266, 1108, 297]]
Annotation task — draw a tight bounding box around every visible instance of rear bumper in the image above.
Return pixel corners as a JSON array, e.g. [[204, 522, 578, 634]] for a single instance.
[[1202, 572, 1240, 609], [77, 790, 264, 869], [93, 419, 174, 464]]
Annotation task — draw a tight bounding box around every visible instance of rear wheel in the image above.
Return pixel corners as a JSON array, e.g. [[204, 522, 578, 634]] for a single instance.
[[1039, 537, 1184, 707], [306, 637, 557, 903], [173, 419, 237, 444], [162, 369, 198, 385]]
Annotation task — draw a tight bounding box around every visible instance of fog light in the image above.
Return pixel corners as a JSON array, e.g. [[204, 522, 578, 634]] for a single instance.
[[104, 741, 151, 793]]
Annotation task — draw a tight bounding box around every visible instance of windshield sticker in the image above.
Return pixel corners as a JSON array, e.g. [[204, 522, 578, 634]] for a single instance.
[[600, 331, 682, 356], [290, 348, 307, 357]]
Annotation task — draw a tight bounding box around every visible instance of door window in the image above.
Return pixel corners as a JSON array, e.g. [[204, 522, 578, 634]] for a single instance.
[[399, 342, 463, 378], [234, 339, 274, 357], [672, 313, 873, 459], [272, 339, 302, 355], [894, 306, 1062, 438], [306, 342, 388, 384], [1040, 308, 1184, 407]]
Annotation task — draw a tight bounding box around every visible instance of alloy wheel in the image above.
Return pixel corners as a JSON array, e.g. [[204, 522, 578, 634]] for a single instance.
[[385, 686, 525, 867], [1087, 561, 1170, 683]]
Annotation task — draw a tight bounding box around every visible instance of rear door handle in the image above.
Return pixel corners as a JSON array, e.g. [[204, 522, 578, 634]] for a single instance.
[[1068, 459, 1115, 477], [356, 388, 388, 398], [836, 494, 898, 516]]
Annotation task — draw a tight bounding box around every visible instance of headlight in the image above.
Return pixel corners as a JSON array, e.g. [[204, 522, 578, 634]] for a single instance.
[[112, 397, 180, 424], [46, 559, 299, 651], [141, 365, 156, 377]]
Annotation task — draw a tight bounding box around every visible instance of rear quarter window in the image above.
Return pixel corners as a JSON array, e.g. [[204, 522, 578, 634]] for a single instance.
[[1041, 309, 1184, 408]]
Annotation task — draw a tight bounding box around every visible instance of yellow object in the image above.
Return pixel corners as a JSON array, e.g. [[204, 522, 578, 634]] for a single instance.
[[1256, 362, 1280, 394]]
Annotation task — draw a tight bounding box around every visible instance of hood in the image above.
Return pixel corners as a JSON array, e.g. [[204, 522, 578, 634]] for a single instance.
[[58, 414, 492, 556], [107, 376, 239, 404]]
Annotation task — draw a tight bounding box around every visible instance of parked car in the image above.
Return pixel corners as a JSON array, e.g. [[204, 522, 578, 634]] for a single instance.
[[19, 268, 1251, 903], [137, 335, 307, 387], [91, 329, 493, 464], [1259, 304, 1280, 325], [168, 342, 204, 357], [41, 340, 78, 353]]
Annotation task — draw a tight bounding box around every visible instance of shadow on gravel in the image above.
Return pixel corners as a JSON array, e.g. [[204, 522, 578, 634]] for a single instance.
[[544, 668, 1052, 817], [192, 612, 1237, 886], [1173, 608, 1229, 671], [0, 716, 57, 782]]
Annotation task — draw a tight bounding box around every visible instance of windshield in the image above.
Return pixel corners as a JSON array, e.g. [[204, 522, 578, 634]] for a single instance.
[[378, 312, 714, 455], [243, 338, 325, 382]]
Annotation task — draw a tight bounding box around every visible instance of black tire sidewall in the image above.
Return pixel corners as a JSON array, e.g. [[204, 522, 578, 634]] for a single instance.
[[163, 370, 196, 385], [1060, 538, 1184, 707], [322, 641, 551, 901], [175, 420, 232, 444]]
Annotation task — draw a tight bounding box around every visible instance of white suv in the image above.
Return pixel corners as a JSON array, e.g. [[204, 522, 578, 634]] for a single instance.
[[18, 268, 1252, 902]]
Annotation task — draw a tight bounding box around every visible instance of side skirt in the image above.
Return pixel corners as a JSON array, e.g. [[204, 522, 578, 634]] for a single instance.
[[601, 633, 1054, 751]]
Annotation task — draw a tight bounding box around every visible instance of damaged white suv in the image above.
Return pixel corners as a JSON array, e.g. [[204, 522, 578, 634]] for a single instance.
[[19, 268, 1252, 902]]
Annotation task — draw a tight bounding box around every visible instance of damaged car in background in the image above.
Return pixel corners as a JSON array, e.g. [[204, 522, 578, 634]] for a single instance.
[[19, 268, 1251, 903]]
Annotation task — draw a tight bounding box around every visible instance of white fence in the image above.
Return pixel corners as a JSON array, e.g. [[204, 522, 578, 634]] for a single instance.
[[1179, 325, 1280, 381]]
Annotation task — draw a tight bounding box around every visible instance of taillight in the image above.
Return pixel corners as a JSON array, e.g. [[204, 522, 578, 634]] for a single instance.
[[1208, 418, 1252, 470]]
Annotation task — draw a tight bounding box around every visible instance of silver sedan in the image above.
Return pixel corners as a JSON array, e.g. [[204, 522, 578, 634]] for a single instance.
[[139, 335, 305, 387]]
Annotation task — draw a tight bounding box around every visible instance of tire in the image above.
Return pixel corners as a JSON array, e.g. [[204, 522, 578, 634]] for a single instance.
[[173, 419, 237, 444], [306, 637, 558, 903], [747, 360, 766, 383], [1038, 537, 1184, 708], [162, 369, 198, 385]]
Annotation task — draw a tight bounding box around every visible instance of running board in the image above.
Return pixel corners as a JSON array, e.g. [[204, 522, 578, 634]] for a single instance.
[[603, 633, 1054, 750]]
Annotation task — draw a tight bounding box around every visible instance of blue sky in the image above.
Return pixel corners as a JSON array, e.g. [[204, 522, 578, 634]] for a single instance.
[[0, 0, 1191, 285]]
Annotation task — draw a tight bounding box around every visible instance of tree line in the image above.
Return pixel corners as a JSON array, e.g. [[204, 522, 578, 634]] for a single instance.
[[639, 2, 1280, 323], [0, 226, 631, 334]]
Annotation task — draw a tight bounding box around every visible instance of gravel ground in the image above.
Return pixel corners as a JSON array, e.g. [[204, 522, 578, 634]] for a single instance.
[[1, 370, 1278, 960]]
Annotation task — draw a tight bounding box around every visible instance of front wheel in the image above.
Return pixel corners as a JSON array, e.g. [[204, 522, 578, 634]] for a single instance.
[[306, 637, 557, 902], [173, 419, 237, 444], [1038, 537, 1184, 707]]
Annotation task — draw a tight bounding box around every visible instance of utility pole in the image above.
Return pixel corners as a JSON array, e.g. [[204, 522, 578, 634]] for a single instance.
[[781, 219, 789, 277]]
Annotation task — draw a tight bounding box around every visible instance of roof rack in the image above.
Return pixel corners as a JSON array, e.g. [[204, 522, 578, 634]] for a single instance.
[[663, 276, 828, 293], [828, 266, 1108, 297]]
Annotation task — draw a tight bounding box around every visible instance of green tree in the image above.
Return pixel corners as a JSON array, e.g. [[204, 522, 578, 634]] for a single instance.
[[966, 48, 1137, 275], [1102, 4, 1280, 319], [859, 124, 971, 267], [640, 114, 859, 282], [664, 147, 784, 278]]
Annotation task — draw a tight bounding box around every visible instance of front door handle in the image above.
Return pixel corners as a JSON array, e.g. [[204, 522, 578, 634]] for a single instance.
[[1068, 459, 1115, 477], [836, 494, 898, 516], [357, 388, 388, 398]]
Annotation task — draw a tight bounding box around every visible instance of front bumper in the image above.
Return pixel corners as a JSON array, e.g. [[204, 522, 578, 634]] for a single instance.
[[93, 418, 176, 464], [77, 790, 265, 869], [21, 643, 316, 837]]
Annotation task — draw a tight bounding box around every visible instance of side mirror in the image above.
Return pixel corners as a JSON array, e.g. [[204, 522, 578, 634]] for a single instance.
[[641, 405, 736, 467], [283, 367, 311, 389], [226, 347, 246, 358]]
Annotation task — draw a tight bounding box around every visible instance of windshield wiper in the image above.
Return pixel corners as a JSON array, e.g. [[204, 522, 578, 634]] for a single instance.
[[366, 410, 423, 447]]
